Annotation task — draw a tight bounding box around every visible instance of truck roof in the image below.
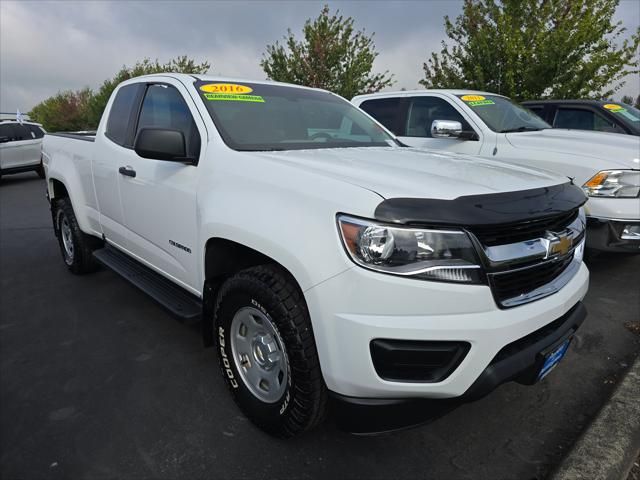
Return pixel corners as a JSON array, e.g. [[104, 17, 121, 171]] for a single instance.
[[0, 119, 42, 127], [127, 73, 329, 95], [521, 99, 623, 106], [352, 89, 508, 102]]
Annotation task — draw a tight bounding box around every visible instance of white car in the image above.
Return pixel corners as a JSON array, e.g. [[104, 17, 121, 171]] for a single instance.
[[43, 74, 588, 436], [353, 90, 640, 252], [0, 119, 46, 180]]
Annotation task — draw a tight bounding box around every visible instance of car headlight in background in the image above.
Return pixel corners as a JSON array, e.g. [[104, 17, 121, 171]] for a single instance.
[[582, 170, 640, 198], [337, 215, 483, 283]]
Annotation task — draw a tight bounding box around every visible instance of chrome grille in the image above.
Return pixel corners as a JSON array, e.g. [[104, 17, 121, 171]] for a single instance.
[[471, 209, 585, 308], [469, 210, 579, 247]]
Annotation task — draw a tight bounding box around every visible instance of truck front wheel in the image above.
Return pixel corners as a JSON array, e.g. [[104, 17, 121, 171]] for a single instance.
[[52, 198, 99, 274], [213, 265, 327, 437]]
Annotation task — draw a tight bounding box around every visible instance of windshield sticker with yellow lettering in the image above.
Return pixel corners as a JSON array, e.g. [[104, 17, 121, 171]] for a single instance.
[[200, 83, 253, 94], [203, 93, 265, 103], [603, 103, 623, 111], [603, 104, 639, 121], [460, 94, 495, 107]]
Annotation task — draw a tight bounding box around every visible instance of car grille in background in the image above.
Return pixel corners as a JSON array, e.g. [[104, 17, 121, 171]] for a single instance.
[[470, 209, 579, 246], [488, 253, 575, 306]]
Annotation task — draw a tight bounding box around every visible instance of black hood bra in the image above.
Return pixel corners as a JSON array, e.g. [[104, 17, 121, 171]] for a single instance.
[[374, 182, 587, 227]]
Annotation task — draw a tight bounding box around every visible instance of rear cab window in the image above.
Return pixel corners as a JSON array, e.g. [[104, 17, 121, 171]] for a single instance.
[[105, 83, 144, 147]]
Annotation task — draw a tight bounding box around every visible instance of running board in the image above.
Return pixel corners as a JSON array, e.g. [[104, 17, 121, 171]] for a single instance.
[[93, 246, 202, 322]]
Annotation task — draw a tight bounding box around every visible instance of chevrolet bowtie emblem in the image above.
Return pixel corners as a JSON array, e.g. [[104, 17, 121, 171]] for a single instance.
[[544, 232, 572, 258]]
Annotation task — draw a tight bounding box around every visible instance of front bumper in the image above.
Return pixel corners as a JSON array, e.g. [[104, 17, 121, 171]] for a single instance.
[[584, 196, 640, 252], [586, 217, 640, 252], [304, 261, 589, 400], [330, 302, 586, 433]]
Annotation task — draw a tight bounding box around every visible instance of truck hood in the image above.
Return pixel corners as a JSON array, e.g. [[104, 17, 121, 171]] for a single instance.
[[251, 147, 568, 200], [505, 129, 640, 170]]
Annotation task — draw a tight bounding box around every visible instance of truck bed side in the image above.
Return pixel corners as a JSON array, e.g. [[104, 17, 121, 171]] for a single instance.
[[43, 133, 102, 237]]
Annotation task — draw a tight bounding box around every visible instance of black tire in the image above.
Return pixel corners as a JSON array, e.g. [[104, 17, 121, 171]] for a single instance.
[[213, 265, 327, 437], [52, 198, 100, 274]]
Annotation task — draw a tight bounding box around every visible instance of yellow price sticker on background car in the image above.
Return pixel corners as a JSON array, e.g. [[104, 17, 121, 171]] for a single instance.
[[200, 83, 253, 94], [603, 103, 624, 112], [461, 95, 486, 102]]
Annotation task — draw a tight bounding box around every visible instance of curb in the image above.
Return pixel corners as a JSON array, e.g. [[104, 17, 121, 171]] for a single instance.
[[550, 355, 640, 480]]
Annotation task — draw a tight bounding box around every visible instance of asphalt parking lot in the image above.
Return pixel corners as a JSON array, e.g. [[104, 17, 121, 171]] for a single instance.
[[1, 173, 639, 480]]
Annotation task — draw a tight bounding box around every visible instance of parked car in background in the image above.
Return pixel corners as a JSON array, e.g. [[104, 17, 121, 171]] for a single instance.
[[43, 74, 589, 436], [0, 119, 46, 180], [353, 90, 640, 252], [522, 100, 640, 136]]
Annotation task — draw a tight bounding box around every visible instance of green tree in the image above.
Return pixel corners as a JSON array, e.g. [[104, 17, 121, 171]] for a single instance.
[[621, 94, 634, 105], [420, 0, 640, 101], [29, 56, 210, 131], [635, 95, 640, 109], [29, 88, 93, 132], [261, 5, 394, 99], [86, 56, 210, 126]]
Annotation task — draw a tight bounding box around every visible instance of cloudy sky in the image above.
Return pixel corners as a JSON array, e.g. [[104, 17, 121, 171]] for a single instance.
[[1, 0, 639, 113]]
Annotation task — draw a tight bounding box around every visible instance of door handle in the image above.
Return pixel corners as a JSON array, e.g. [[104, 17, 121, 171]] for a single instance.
[[118, 166, 136, 178]]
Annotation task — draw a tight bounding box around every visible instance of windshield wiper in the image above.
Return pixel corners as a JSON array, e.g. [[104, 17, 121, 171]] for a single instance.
[[500, 126, 545, 133]]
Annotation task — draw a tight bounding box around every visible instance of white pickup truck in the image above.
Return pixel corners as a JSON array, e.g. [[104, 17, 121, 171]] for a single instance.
[[353, 91, 640, 252], [43, 74, 589, 436]]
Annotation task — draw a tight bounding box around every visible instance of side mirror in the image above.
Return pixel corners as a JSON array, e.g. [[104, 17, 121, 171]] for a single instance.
[[0, 136, 10, 144], [134, 128, 192, 162], [431, 120, 463, 138]]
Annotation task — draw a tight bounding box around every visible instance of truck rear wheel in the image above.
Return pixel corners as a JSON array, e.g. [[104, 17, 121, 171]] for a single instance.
[[52, 198, 99, 274], [213, 265, 327, 437]]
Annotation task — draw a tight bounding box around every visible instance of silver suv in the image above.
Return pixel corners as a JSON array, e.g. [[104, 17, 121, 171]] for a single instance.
[[0, 120, 46, 181]]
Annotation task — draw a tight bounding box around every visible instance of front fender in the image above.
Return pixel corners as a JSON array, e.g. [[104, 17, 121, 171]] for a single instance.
[[196, 163, 381, 292]]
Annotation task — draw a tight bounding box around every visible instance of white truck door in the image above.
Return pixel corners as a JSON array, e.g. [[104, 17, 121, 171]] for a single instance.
[[117, 82, 202, 292], [358, 95, 484, 155], [397, 95, 484, 154], [24, 124, 45, 166], [0, 124, 25, 169], [93, 83, 145, 251]]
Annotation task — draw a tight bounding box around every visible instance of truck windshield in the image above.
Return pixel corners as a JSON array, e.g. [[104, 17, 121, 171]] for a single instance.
[[601, 103, 640, 132], [195, 81, 397, 151], [456, 94, 550, 133]]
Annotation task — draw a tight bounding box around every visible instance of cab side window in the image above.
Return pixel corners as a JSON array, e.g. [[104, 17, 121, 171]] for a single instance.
[[106, 84, 143, 147], [25, 124, 45, 139], [0, 124, 14, 143], [526, 106, 546, 121], [0, 124, 29, 142], [359, 98, 404, 135], [136, 84, 201, 159], [405, 97, 471, 137], [553, 108, 624, 134]]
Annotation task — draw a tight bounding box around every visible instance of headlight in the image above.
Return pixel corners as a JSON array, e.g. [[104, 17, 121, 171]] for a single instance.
[[582, 170, 640, 198], [337, 215, 483, 283]]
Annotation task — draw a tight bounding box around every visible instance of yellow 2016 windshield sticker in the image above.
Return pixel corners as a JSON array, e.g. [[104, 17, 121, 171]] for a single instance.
[[603, 103, 633, 117], [204, 93, 264, 103], [200, 83, 253, 94], [461, 94, 495, 106], [461, 95, 485, 102]]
